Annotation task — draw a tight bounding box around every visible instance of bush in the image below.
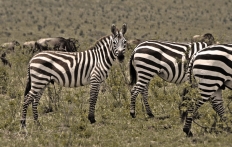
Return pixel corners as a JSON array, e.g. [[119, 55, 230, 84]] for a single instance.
[[0, 66, 9, 94]]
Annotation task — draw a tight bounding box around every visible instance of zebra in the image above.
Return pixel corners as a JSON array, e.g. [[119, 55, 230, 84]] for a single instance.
[[21, 24, 127, 127], [183, 44, 232, 137], [129, 40, 209, 119]]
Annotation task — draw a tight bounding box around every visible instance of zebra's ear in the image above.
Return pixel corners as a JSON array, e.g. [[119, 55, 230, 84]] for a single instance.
[[111, 24, 117, 36], [121, 23, 127, 35]]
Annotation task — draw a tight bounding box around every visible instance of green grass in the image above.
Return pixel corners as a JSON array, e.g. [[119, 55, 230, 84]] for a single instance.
[[0, 0, 232, 146], [0, 46, 232, 147]]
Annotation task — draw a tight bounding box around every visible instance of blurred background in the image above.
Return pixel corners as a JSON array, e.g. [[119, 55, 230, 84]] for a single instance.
[[1, 0, 232, 46]]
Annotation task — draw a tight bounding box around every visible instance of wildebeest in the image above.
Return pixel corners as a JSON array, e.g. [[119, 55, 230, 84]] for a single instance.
[[35, 37, 78, 52], [22, 41, 36, 53], [191, 33, 219, 45], [127, 39, 142, 46], [127, 39, 142, 50], [0, 52, 11, 67], [1, 40, 21, 52]]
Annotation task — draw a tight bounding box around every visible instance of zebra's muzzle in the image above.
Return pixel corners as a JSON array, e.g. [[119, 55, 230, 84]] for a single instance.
[[117, 52, 125, 62]]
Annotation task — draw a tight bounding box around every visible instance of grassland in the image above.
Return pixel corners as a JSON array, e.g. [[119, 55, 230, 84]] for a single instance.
[[0, 0, 232, 146]]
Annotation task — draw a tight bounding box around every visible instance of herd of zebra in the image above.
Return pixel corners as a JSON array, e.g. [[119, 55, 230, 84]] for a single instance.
[[1, 24, 232, 137]]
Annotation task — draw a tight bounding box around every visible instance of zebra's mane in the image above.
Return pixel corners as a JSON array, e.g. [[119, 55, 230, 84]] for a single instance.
[[88, 34, 113, 50]]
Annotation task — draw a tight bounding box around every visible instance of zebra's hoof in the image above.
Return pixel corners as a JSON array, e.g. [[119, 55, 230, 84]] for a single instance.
[[183, 128, 193, 137], [34, 120, 41, 126], [148, 113, 154, 118], [130, 112, 136, 118], [88, 116, 96, 124], [21, 120, 26, 128]]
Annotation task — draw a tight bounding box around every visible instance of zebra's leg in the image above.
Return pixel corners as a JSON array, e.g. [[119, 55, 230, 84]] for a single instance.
[[141, 84, 154, 118], [88, 84, 100, 124], [130, 84, 149, 118], [210, 89, 225, 120], [21, 92, 35, 128], [130, 85, 139, 118], [183, 90, 212, 137], [182, 106, 194, 137], [180, 87, 189, 123], [32, 92, 43, 126]]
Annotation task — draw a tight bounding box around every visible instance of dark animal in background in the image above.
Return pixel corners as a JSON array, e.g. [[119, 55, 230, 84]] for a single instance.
[[0, 52, 11, 67], [127, 39, 143, 50], [191, 33, 219, 45], [23, 41, 36, 53], [127, 39, 142, 46], [35, 37, 78, 53], [1, 40, 21, 52]]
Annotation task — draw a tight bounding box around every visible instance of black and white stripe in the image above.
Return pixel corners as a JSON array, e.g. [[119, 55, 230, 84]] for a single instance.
[[21, 24, 127, 127], [183, 44, 232, 137], [129, 40, 208, 118]]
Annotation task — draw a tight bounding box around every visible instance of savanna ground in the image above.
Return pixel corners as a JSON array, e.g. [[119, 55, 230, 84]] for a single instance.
[[0, 0, 232, 146]]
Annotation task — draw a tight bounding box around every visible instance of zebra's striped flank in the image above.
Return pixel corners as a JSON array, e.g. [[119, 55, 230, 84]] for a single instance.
[[183, 44, 232, 137], [129, 40, 208, 118], [21, 24, 127, 127]]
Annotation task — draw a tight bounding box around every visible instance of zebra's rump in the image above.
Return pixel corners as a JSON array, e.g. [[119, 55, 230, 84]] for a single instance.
[[191, 44, 232, 92], [133, 41, 191, 83]]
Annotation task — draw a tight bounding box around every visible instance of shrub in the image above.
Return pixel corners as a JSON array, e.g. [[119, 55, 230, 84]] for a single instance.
[[0, 66, 9, 94]]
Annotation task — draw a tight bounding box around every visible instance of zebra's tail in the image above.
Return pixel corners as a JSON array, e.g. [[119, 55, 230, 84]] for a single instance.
[[129, 51, 137, 86], [187, 54, 196, 85], [180, 53, 197, 123], [24, 66, 31, 97]]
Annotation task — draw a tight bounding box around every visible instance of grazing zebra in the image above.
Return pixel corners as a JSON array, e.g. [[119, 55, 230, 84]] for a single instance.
[[183, 44, 232, 137], [129, 40, 209, 118], [21, 24, 127, 127]]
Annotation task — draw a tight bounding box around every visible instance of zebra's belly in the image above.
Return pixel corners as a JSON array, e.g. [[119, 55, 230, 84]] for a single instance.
[[51, 75, 91, 88], [157, 68, 186, 84]]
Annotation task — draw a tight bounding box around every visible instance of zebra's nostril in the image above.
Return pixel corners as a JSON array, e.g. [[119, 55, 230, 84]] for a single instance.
[[117, 53, 125, 62]]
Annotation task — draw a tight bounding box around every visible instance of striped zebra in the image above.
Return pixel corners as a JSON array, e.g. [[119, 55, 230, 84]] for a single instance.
[[183, 44, 232, 137], [21, 24, 127, 127], [129, 40, 209, 118]]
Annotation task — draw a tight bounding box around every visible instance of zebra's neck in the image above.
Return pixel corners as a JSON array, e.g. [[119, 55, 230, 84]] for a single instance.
[[90, 35, 116, 65], [188, 42, 208, 59], [184, 42, 208, 82], [185, 42, 208, 69]]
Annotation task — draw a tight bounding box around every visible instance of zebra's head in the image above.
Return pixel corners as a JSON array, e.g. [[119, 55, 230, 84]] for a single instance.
[[111, 23, 127, 62]]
